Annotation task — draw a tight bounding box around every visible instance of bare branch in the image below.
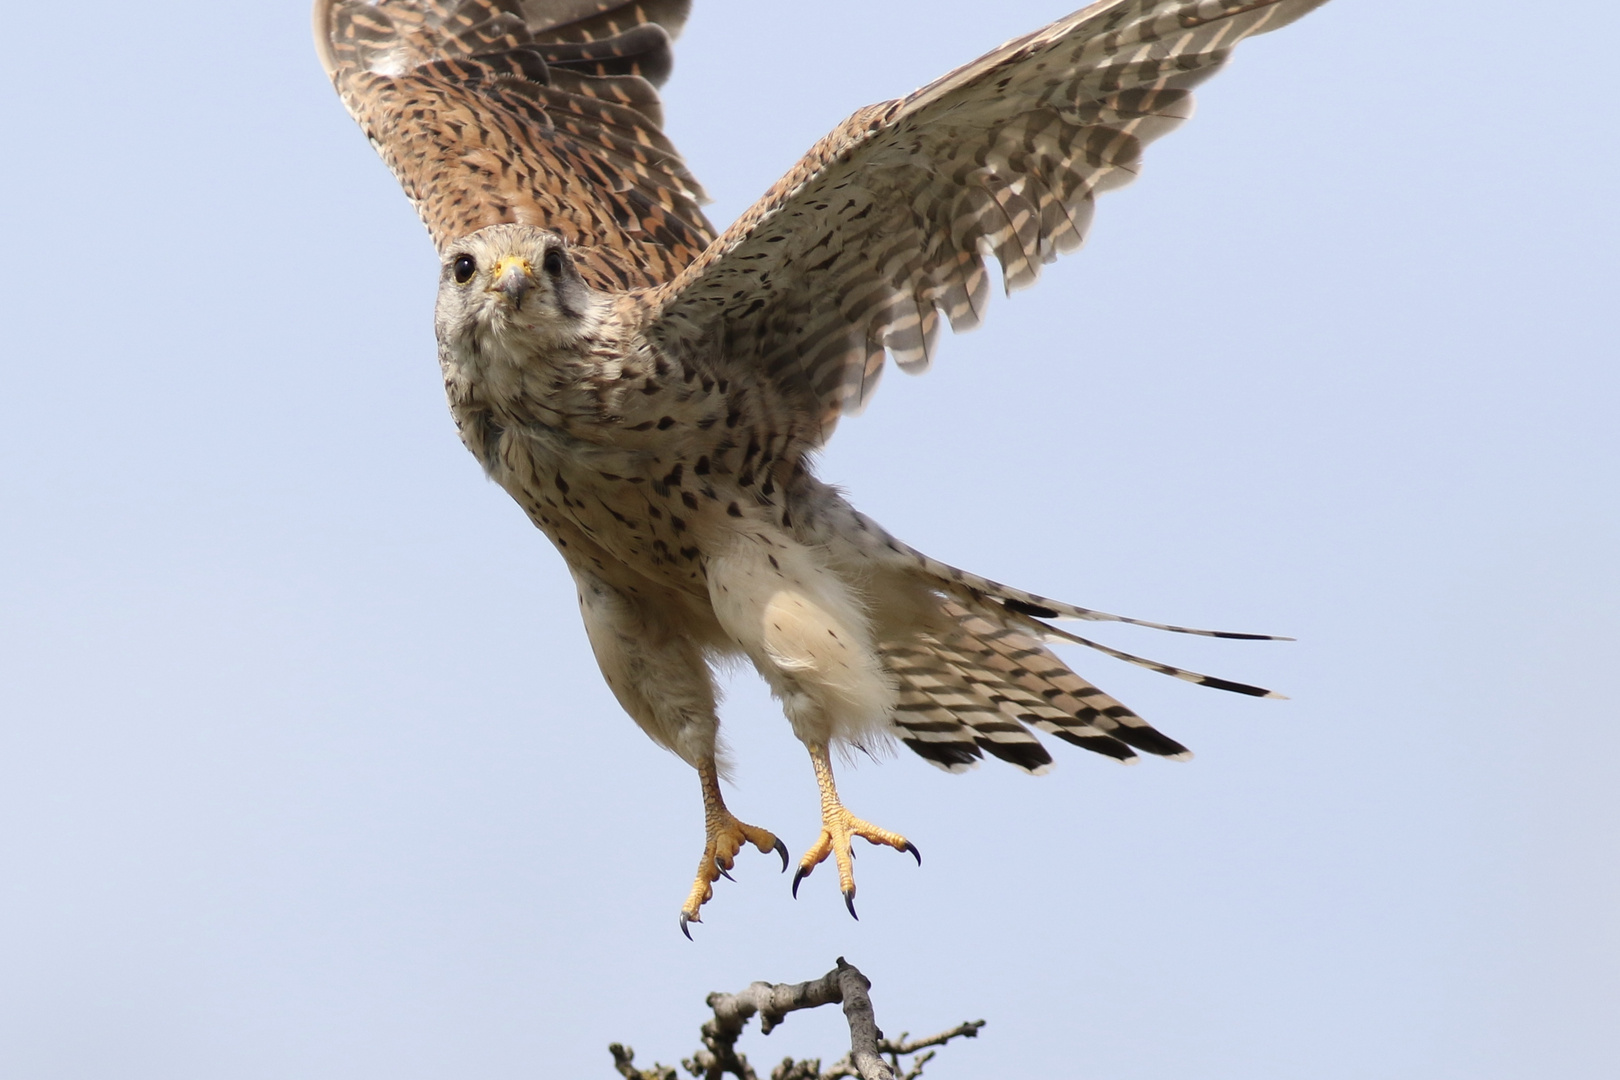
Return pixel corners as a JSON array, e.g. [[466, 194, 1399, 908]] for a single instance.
[[833, 960, 892, 1080], [613, 959, 983, 1080], [882, 1021, 986, 1056], [609, 1043, 678, 1080]]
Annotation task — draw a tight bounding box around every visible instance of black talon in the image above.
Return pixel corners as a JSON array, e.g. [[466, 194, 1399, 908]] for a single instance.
[[902, 841, 921, 866], [679, 914, 694, 941], [843, 890, 859, 921], [717, 865, 735, 882], [773, 838, 789, 872], [791, 865, 810, 898]]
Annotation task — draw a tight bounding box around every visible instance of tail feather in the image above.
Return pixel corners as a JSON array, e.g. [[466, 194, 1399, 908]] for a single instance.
[[855, 509, 1287, 640], [883, 638, 1057, 774], [857, 533, 1285, 773], [945, 604, 1193, 760]]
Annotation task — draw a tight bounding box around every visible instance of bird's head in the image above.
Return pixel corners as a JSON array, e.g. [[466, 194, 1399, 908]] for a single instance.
[[434, 224, 604, 352]]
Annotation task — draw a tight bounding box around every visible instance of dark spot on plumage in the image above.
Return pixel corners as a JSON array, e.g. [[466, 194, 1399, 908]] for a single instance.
[[1003, 598, 1059, 619], [679, 546, 700, 561], [760, 478, 775, 497], [662, 464, 683, 488], [737, 469, 755, 487], [716, 379, 729, 393], [681, 491, 699, 510], [671, 516, 686, 533], [654, 357, 669, 377], [767, 555, 779, 570], [781, 510, 792, 528], [742, 438, 759, 463], [656, 416, 675, 430], [694, 456, 710, 476], [648, 506, 663, 520], [553, 473, 569, 494], [726, 502, 742, 517], [1196, 675, 1272, 698], [640, 381, 661, 395], [700, 377, 714, 392], [724, 409, 741, 428]]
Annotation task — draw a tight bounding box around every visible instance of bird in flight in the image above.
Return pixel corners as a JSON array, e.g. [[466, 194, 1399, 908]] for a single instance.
[[315, 0, 1323, 934]]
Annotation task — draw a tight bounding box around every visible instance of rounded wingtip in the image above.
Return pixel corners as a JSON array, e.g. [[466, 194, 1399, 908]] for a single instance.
[[312, 0, 340, 80]]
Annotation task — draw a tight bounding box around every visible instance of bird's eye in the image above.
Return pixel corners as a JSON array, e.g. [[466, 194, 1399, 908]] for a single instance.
[[542, 249, 566, 278], [452, 253, 477, 284]]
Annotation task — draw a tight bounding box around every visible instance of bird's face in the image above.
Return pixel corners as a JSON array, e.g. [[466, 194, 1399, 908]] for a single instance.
[[434, 224, 601, 353]]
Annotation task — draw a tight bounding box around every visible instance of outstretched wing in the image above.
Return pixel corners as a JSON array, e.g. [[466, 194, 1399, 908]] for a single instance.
[[314, 0, 714, 290], [647, 0, 1327, 439]]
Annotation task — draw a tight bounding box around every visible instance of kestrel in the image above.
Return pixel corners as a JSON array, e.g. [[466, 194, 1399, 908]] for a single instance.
[[315, 0, 1323, 933]]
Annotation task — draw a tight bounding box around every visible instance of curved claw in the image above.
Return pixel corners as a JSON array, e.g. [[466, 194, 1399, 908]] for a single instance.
[[679, 913, 695, 941], [791, 865, 810, 898], [773, 838, 789, 872], [715, 860, 736, 882], [902, 841, 922, 866], [843, 889, 858, 921]]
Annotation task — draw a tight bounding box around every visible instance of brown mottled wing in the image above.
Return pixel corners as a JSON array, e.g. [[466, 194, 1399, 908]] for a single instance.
[[647, 0, 1327, 438], [314, 0, 713, 290]]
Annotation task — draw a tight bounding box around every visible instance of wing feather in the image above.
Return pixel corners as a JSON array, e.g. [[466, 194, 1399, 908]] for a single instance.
[[646, 0, 1328, 438], [314, 0, 712, 286]]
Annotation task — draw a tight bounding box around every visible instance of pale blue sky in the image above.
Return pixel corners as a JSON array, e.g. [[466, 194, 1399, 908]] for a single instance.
[[1, 2, 1616, 1077]]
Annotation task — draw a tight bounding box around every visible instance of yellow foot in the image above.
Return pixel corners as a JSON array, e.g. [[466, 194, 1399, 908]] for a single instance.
[[679, 765, 788, 939], [792, 745, 921, 920]]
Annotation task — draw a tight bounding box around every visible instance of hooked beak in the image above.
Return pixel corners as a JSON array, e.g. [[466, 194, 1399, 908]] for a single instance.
[[490, 256, 535, 306]]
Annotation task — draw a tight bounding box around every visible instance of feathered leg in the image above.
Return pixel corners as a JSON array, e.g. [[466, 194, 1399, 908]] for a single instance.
[[571, 567, 784, 933], [705, 531, 920, 916]]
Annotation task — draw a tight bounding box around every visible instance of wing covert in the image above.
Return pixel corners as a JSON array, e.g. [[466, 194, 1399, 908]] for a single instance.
[[646, 0, 1328, 438], [315, 0, 713, 289]]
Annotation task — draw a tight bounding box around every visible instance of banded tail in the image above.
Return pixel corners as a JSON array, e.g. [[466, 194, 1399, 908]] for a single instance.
[[867, 527, 1285, 773]]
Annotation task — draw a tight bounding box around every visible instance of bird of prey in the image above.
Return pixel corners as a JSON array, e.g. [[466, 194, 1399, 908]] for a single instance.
[[315, 0, 1323, 933]]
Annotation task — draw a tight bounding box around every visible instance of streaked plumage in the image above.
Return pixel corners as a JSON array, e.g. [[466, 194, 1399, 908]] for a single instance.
[[315, 0, 1324, 929]]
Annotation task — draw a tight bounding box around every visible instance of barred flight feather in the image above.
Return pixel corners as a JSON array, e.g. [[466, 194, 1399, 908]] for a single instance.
[[315, 0, 711, 283], [649, 0, 1328, 439]]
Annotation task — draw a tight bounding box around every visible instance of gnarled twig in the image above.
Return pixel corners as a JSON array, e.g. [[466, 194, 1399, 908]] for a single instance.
[[622, 958, 981, 1080]]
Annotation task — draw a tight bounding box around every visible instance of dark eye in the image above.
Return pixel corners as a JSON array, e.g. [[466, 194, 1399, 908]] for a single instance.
[[542, 249, 565, 278], [451, 253, 477, 284]]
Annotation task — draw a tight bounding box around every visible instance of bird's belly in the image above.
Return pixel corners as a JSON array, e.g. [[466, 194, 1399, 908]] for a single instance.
[[491, 430, 733, 599]]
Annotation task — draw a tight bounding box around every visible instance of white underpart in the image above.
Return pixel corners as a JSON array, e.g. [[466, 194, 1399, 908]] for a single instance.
[[572, 568, 722, 769], [706, 533, 896, 749]]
